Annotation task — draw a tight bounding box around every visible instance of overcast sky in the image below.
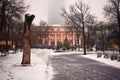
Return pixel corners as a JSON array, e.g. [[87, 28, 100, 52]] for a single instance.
[[25, 0, 108, 25]]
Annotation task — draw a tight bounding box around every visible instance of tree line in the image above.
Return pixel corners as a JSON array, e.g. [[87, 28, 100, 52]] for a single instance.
[[0, 0, 119, 55]]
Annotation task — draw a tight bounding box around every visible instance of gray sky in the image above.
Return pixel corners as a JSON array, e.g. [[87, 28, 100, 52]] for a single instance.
[[48, 0, 65, 25], [25, 0, 108, 25]]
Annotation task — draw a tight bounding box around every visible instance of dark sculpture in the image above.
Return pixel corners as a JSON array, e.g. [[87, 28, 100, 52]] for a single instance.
[[21, 14, 35, 65]]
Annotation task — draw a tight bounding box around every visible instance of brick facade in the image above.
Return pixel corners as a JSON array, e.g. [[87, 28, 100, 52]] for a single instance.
[[38, 25, 82, 47]]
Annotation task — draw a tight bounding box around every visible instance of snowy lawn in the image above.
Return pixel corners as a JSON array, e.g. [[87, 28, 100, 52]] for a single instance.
[[0, 49, 54, 80]]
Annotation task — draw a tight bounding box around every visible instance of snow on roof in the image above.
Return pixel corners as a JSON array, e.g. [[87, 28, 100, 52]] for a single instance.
[[49, 24, 63, 26]]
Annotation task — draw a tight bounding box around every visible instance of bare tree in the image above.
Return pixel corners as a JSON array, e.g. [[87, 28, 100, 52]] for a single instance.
[[86, 15, 96, 50], [104, 0, 120, 24], [0, 0, 28, 51], [64, 15, 82, 51], [0, 0, 28, 32], [61, 0, 95, 55], [104, 0, 120, 53]]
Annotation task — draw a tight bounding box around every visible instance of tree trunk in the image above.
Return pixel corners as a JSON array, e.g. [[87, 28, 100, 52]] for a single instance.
[[21, 25, 31, 64], [77, 34, 80, 51], [83, 26, 86, 55], [101, 25, 105, 54], [72, 32, 73, 51], [21, 14, 35, 65], [116, 7, 120, 54], [82, 21, 86, 55]]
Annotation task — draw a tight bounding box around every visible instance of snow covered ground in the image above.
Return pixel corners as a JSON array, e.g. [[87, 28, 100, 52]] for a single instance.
[[0, 49, 54, 80], [0, 49, 120, 80]]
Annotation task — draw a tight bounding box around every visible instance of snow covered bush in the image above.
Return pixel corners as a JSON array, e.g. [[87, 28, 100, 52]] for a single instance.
[[110, 52, 119, 60], [56, 42, 62, 50], [104, 52, 110, 58], [63, 38, 70, 50], [97, 52, 102, 58], [117, 54, 120, 61]]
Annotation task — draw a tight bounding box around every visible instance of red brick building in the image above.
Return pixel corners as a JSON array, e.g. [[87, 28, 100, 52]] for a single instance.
[[38, 25, 82, 48]]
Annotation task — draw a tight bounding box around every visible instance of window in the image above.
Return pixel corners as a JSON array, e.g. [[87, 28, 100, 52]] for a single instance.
[[45, 40, 48, 47], [68, 34, 72, 38], [51, 28, 54, 31], [50, 34, 55, 38], [58, 28, 60, 31], [57, 34, 61, 39], [51, 41, 55, 46], [64, 34, 67, 39], [57, 39, 61, 42]]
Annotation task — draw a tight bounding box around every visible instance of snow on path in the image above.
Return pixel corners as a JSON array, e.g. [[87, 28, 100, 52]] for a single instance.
[[81, 52, 120, 69], [0, 49, 54, 80], [50, 50, 120, 69]]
